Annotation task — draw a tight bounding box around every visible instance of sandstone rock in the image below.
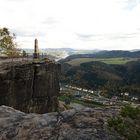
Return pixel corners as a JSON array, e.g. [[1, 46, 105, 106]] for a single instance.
[[0, 61, 61, 113], [0, 105, 122, 140]]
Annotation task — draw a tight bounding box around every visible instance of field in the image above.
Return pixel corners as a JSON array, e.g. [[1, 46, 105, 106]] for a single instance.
[[67, 57, 139, 66]]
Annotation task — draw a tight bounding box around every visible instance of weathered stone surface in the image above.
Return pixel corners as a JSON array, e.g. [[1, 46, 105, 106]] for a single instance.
[[0, 61, 61, 113], [0, 105, 122, 140]]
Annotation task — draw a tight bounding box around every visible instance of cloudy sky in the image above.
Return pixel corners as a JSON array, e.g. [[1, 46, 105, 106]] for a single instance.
[[0, 0, 140, 50]]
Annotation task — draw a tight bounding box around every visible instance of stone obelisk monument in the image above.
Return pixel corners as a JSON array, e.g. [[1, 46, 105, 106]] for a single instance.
[[33, 39, 39, 60]]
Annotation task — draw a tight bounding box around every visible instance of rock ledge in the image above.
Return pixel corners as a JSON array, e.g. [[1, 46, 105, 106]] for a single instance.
[[0, 105, 121, 140]]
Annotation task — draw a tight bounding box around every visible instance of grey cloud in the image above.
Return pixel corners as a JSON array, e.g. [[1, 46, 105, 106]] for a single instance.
[[76, 33, 108, 41], [110, 32, 139, 40], [42, 17, 58, 25], [76, 32, 139, 42], [11, 29, 46, 38], [76, 33, 96, 41], [76, 33, 94, 38]]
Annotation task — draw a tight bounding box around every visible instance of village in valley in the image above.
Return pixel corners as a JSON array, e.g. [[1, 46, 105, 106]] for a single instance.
[[60, 84, 139, 108]]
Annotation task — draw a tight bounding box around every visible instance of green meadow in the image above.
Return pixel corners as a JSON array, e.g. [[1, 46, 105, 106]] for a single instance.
[[67, 57, 139, 66]]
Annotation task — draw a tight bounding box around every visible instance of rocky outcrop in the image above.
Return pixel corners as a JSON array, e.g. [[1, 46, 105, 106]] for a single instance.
[[0, 105, 121, 140], [0, 60, 61, 113]]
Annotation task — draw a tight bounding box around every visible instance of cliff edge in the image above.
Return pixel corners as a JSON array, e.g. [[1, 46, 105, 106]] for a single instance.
[[0, 60, 61, 113]]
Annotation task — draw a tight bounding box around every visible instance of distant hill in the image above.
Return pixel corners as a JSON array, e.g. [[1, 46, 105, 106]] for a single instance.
[[22, 49, 140, 62], [23, 48, 100, 55], [60, 50, 140, 63], [22, 48, 102, 60]]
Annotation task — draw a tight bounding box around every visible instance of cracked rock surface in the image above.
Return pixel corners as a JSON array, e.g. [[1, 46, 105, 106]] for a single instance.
[[0, 61, 61, 113], [0, 105, 121, 140]]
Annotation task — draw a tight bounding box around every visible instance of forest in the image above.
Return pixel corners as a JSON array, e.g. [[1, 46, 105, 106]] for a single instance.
[[60, 54, 140, 98]]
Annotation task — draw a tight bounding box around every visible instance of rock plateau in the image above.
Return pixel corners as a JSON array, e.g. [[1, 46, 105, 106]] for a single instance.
[[0, 105, 121, 140]]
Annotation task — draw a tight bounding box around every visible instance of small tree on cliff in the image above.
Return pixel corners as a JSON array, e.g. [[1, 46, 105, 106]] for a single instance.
[[0, 27, 19, 57], [22, 50, 27, 57]]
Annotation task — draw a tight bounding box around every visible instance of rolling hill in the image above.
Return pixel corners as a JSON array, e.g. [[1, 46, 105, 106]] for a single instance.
[[60, 51, 140, 97]]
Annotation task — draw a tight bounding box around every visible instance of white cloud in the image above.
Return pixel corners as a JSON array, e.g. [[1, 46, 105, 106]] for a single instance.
[[0, 0, 140, 50]]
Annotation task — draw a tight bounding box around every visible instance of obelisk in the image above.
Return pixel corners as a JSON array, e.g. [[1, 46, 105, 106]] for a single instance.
[[33, 39, 39, 59]]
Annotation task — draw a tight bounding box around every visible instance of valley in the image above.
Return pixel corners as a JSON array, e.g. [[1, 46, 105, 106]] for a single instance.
[[60, 51, 140, 103]]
